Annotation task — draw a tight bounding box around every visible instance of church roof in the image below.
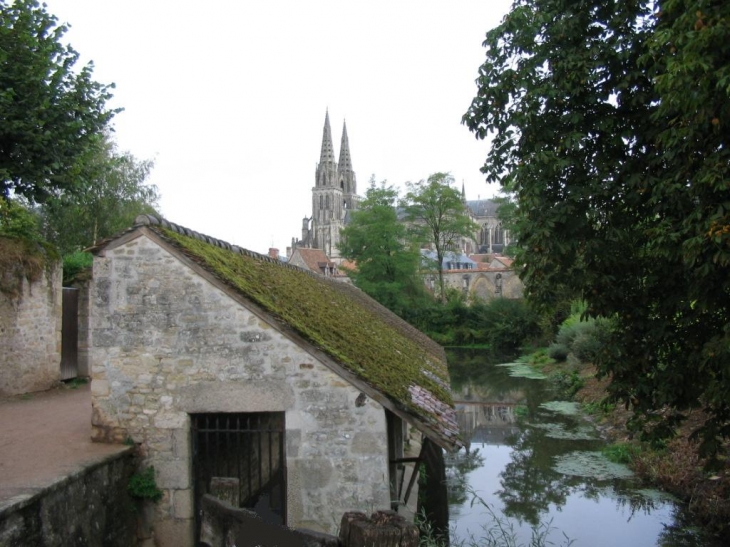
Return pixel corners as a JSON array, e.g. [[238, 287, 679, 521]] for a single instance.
[[92, 215, 461, 451], [338, 120, 353, 172], [467, 199, 499, 217], [319, 110, 336, 166]]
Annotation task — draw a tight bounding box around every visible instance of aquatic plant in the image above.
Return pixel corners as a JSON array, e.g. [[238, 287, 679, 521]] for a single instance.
[[419, 492, 575, 547], [552, 451, 634, 480]]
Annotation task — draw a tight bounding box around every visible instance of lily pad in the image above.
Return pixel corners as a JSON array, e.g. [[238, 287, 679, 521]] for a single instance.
[[553, 450, 634, 480], [540, 401, 581, 416], [531, 422, 598, 441], [496, 362, 547, 380]]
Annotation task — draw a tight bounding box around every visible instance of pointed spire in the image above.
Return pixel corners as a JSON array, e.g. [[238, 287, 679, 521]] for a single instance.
[[319, 109, 336, 165], [461, 180, 466, 203], [339, 120, 352, 171]]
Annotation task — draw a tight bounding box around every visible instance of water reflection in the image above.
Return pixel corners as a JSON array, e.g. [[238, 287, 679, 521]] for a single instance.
[[446, 348, 719, 547]]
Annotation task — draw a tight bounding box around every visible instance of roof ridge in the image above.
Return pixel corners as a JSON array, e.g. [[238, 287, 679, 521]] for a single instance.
[[134, 214, 332, 280]]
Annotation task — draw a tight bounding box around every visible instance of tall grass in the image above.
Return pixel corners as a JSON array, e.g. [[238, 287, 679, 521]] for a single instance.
[[418, 493, 575, 547]]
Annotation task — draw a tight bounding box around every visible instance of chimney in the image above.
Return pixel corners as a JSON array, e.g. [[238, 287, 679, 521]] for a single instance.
[[268, 248, 279, 260]]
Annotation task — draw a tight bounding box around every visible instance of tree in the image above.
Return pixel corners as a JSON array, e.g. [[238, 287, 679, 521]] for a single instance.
[[463, 0, 730, 457], [39, 133, 158, 254], [339, 180, 425, 316], [403, 172, 477, 302], [0, 0, 118, 203]]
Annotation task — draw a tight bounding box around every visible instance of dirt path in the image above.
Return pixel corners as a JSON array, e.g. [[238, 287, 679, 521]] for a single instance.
[[0, 382, 129, 509]]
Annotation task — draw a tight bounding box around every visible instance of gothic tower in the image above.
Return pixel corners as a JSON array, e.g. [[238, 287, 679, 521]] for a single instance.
[[307, 110, 358, 258]]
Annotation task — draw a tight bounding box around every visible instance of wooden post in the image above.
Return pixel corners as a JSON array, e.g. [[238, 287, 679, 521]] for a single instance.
[[339, 510, 418, 547], [418, 438, 449, 546]]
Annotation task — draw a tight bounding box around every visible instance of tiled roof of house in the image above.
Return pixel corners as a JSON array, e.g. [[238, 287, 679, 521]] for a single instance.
[[94, 215, 460, 450], [291, 247, 330, 273], [492, 256, 514, 268]]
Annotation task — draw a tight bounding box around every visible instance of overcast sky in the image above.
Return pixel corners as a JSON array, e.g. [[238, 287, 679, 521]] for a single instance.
[[46, 0, 512, 254]]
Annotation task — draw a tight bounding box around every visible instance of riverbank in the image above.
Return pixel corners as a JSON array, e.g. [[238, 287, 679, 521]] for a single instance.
[[530, 355, 730, 542]]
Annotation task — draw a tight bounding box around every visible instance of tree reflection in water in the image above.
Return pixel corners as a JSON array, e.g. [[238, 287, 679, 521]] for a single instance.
[[445, 348, 719, 547]]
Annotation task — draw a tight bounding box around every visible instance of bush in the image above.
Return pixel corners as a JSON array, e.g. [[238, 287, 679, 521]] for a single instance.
[[571, 328, 602, 362], [547, 343, 569, 362], [551, 370, 584, 399], [554, 314, 615, 364]]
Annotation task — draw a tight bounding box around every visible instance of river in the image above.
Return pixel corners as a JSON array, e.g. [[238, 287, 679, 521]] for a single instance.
[[445, 348, 721, 547]]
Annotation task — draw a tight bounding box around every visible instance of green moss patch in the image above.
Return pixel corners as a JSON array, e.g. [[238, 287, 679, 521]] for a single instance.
[[159, 228, 453, 420]]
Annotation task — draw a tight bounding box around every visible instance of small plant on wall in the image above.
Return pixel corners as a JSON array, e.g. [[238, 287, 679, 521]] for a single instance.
[[128, 466, 163, 503]]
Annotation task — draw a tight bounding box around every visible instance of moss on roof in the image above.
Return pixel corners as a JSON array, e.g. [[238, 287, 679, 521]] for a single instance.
[[158, 227, 454, 421]]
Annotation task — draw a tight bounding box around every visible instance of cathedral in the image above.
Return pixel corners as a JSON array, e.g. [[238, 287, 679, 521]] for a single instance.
[[290, 111, 511, 261], [291, 111, 359, 259]]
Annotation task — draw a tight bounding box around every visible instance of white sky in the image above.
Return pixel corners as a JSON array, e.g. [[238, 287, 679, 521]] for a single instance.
[[46, 0, 512, 254]]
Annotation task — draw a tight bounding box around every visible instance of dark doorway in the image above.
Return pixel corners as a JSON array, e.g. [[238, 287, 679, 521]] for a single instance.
[[191, 413, 286, 542], [60, 288, 78, 380]]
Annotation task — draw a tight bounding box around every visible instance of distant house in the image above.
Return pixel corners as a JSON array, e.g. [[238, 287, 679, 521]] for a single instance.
[[288, 247, 349, 281], [420, 249, 477, 271], [88, 215, 459, 546]]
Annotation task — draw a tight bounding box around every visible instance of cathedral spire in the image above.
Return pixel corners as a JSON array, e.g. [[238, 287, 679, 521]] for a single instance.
[[319, 110, 336, 166], [338, 120, 352, 172]]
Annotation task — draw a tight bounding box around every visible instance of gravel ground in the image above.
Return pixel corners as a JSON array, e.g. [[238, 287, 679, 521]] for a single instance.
[[0, 382, 129, 509]]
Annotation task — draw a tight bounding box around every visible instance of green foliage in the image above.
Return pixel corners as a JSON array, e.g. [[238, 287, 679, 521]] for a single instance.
[[0, 198, 41, 241], [519, 348, 553, 368], [547, 343, 569, 362], [0, 0, 118, 203], [583, 399, 616, 417], [0, 198, 58, 299], [602, 443, 639, 465], [62, 251, 93, 284], [339, 181, 426, 316], [39, 134, 158, 254], [406, 297, 540, 351], [554, 315, 615, 365], [403, 172, 478, 302], [463, 0, 730, 460], [550, 370, 584, 400], [127, 466, 163, 503]]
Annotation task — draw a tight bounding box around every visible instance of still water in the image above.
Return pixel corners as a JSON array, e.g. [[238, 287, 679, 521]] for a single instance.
[[445, 349, 719, 547]]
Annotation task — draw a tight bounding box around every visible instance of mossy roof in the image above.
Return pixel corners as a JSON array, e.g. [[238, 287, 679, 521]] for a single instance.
[[97, 215, 460, 450]]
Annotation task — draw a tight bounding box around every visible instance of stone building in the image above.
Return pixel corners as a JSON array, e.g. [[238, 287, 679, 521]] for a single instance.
[[88, 215, 459, 546], [465, 196, 511, 254]]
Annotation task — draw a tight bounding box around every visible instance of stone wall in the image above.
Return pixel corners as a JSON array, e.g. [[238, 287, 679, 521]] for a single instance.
[[90, 234, 391, 546], [0, 450, 136, 547], [437, 269, 523, 302], [0, 262, 61, 396], [70, 276, 92, 377]]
